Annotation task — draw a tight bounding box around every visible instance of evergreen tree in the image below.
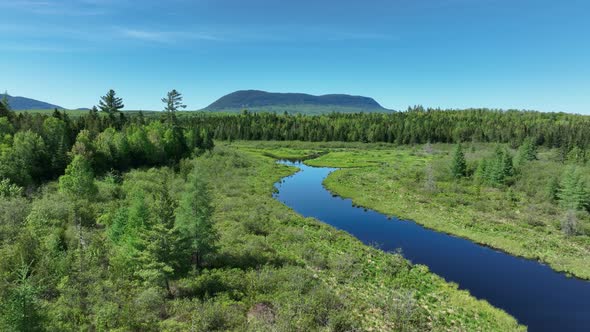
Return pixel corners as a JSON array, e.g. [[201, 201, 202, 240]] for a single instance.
[[90, 105, 99, 115], [124, 190, 151, 248], [474, 159, 488, 184], [487, 147, 513, 186], [162, 89, 186, 112], [42, 117, 70, 177], [1, 92, 9, 108], [201, 129, 214, 151], [0, 92, 14, 121], [566, 146, 586, 164], [555, 144, 569, 164], [500, 148, 514, 179], [0, 260, 44, 332], [546, 176, 560, 202], [98, 89, 124, 114], [174, 169, 217, 269], [117, 112, 127, 130], [161, 89, 186, 124], [473, 147, 513, 186], [451, 144, 467, 178], [163, 126, 188, 161], [558, 166, 589, 211], [85, 107, 101, 134], [515, 138, 537, 167], [52, 108, 62, 119], [143, 178, 180, 294]]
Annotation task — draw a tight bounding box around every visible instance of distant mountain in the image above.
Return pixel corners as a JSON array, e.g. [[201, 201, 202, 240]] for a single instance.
[[204, 90, 390, 114], [2, 94, 63, 110]]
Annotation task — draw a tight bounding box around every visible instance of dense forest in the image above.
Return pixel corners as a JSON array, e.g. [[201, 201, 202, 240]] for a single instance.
[[193, 107, 590, 151], [1, 91, 214, 188]]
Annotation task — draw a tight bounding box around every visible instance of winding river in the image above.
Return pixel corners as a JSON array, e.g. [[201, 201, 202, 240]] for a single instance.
[[273, 161, 590, 332]]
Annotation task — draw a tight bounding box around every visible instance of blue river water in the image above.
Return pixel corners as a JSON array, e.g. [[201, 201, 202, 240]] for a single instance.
[[272, 161, 590, 332]]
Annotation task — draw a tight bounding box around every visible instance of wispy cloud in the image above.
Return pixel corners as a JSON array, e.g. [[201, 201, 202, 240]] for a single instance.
[[331, 32, 395, 41], [117, 28, 223, 43], [214, 26, 396, 43], [119, 29, 168, 42]]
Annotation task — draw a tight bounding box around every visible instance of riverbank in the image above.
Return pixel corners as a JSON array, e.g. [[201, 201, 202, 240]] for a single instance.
[[306, 147, 590, 280], [231, 147, 523, 330], [228, 140, 590, 280]]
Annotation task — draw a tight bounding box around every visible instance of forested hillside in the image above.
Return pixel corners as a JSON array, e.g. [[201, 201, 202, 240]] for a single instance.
[[205, 90, 386, 113]]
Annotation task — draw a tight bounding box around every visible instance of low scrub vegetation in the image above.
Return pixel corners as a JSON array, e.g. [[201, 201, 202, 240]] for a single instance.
[[0, 140, 523, 330]]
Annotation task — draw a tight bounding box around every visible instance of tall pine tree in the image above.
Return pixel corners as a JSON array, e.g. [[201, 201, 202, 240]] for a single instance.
[[98, 89, 124, 114], [161, 89, 186, 124]]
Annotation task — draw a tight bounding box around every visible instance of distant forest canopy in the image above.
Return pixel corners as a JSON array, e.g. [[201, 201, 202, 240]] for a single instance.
[[189, 106, 590, 150], [2, 91, 590, 187]]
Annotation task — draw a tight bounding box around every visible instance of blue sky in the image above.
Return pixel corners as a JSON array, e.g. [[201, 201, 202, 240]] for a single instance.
[[1, 0, 589, 113]]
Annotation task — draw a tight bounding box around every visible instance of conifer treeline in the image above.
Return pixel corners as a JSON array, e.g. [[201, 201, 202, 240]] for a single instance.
[[3, 101, 590, 187], [188, 108, 590, 149], [7, 106, 590, 151]]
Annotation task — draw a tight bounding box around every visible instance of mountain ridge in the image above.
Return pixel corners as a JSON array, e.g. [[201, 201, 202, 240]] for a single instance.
[[204, 90, 389, 113], [2, 94, 63, 110]]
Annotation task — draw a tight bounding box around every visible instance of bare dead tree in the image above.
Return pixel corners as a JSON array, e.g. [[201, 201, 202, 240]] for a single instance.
[[424, 163, 437, 193], [562, 209, 578, 236]]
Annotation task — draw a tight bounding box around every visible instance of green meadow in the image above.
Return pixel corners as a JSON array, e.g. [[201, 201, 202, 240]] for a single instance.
[[233, 141, 590, 280]]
